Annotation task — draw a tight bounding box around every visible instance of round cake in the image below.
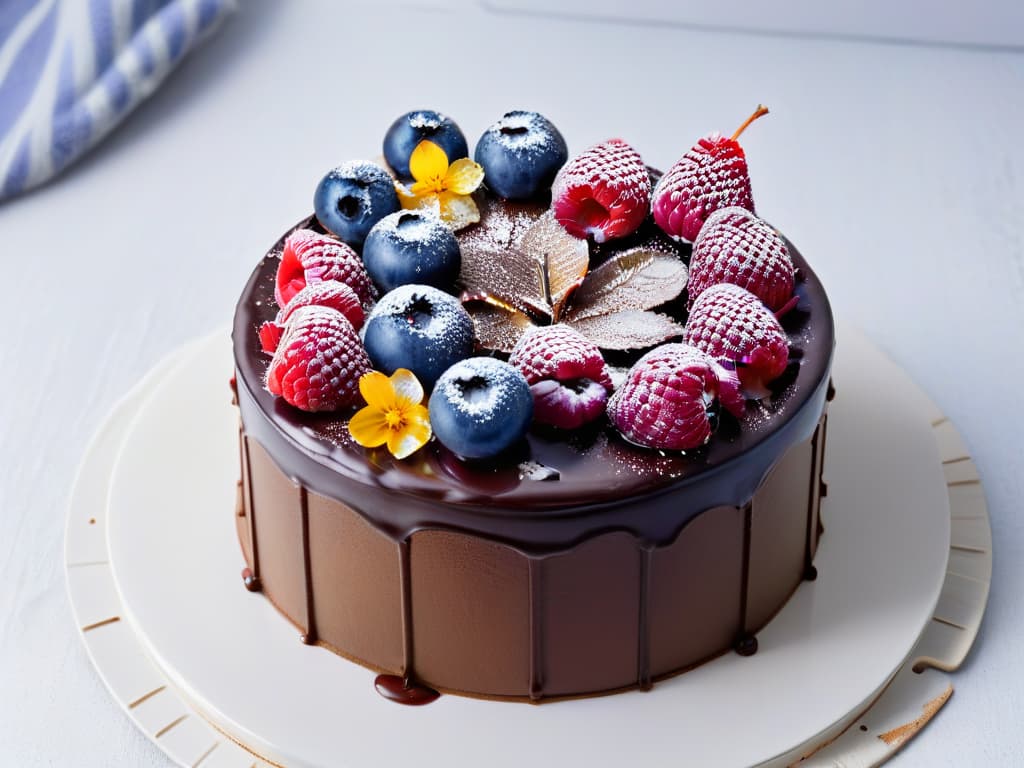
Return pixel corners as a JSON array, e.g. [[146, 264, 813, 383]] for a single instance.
[[231, 108, 835, 703]]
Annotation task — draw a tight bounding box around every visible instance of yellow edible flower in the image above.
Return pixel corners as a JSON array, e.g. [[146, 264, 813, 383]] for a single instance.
[[348, 369, 432, 459], [396, 140, 484, 230]]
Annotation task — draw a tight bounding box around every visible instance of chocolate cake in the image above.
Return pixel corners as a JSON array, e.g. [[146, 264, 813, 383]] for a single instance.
[[231, 108, 835, 703]]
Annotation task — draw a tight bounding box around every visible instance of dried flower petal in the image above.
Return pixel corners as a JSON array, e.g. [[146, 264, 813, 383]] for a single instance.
[[348, 405, 391, 447], [446, 158, 485, 195], [567, 310, 685, 350], [464, 303, 538, 353], [437, 191, 480, 230], [409, 140, 450, 191], [390, 368, 424, 405], [569, 248, 687, 321], [386, 404, 431, 459], [460, 209, 587, 321], [398, 141, 483, 230]]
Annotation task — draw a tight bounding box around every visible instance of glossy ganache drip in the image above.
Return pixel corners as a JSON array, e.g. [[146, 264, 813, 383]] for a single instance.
[[233, 204, 833, 552], [374, 674, 440, 706]]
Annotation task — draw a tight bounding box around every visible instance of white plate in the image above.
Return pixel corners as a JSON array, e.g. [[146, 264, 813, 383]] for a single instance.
[[65, 339, 277, 768], [68, 325, 991, 767]]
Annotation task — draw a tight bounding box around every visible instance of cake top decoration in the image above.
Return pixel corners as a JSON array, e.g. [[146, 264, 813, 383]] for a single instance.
[[652, 104, 768, 243], [551, 138, 651, 243], [348, 369, 432, 459], [395, 140, 485, 229], [473, 111, 568, 200], [460, 208, 688, 352], [255, 105, 811, 458]]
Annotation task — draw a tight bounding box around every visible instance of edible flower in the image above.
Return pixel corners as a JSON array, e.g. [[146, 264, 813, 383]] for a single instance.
[[396, 140, 484, 230], [348, 369, 432, 459]]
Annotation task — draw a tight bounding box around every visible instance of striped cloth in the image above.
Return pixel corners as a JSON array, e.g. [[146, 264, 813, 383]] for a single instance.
[[0, 0, 235, 200]]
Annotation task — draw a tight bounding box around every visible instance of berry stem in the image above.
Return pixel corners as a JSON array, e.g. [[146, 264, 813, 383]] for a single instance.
[[731, 105, 769, 141]]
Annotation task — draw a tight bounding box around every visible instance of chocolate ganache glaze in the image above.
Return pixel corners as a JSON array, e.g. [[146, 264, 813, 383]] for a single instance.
[[232, 187, 835, 702]]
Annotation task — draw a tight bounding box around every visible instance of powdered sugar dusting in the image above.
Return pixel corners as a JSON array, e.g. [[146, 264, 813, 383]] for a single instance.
[[370, 210, 455, 253], [606, 342, 725, 450], [434, 357, 525, 418], [483, 111, 562, 153], [567, 310, 685, 351], [551, 138, 651, 243], [265, 305, 370, 412], [367, 284, 474, 346], [280, 228, 375, 308], [408, 112, 443, 131], [459, 201, 588, 321], [510, 324, 612, 389], [688, 206, 794, 310], [651, 133, 755, 242], [685, 283, 790, 390], [568, 248, 687, 322]]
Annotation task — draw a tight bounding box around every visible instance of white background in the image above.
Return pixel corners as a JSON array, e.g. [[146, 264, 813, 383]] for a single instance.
[[1, 1, 1022, 765]]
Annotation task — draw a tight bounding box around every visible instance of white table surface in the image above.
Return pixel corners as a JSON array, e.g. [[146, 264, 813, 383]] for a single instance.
[[1, 1, 1021, 765]]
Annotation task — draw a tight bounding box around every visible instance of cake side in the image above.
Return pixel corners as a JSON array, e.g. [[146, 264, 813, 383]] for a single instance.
[[234, 410, 828, 701]]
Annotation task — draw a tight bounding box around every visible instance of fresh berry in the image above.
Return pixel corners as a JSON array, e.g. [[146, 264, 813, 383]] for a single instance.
[[314, 161, 400, 247], [384, 110, 468, 179], [362, 211, 461, 293], [685, 283, 789, 391], [474, 111, 568, 200], [552, 138, 651, 243], [274, 228, 374, 308], [363, 284, 475, 389], [278, 280, 364, 328], [606, 343, 743, 451], [651, 105, 768, 243], [509, 324, 612, 429], [259, 281, 364, 354], [687, 206, 794, 311], [265, 306, 371, 412], [429, 357, 533, 459], [258, 323, 284, 356]]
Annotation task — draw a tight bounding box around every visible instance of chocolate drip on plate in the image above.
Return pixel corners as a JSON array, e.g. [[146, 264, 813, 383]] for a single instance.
[[374, 674, 439, 706]]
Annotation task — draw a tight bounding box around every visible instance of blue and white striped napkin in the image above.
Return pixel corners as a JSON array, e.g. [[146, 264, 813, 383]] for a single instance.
[[0, 0, 235, 201]]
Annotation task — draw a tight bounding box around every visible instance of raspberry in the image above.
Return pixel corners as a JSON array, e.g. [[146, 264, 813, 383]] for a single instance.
[[651, 105, 767, 243], [258, 322, 284, 355], [510, 324, 613, 389], [606, 343, 743, 451], [274, 228, 374, 308], [552, 138, 651, 243], [259, 280, 365, 354], [265, 305, 371, 412], [685, 284, 789, 390], [509, 325, 612, 429], [688, 206, 794, 311]]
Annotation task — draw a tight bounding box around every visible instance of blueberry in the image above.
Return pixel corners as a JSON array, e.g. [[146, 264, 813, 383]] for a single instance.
[[362, 284, 475, 390], [314, 161, 400, 247], [362, 211, 461, 293], [383, 110, 468, 179], [429, 357, 534, 459], [474, 111, 569, 200]]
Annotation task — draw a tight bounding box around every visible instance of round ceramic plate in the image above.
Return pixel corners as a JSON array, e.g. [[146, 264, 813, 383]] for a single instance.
[[67, 325, 992, 768]]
